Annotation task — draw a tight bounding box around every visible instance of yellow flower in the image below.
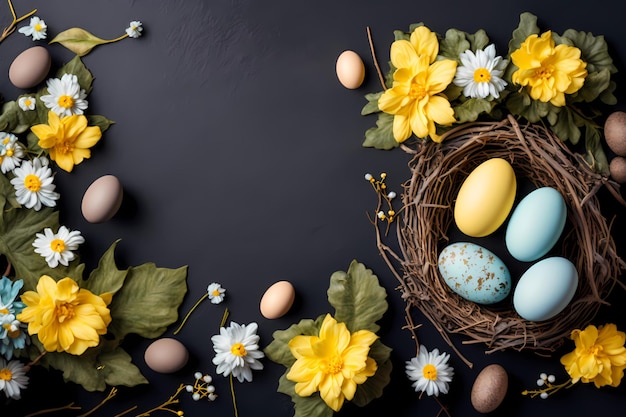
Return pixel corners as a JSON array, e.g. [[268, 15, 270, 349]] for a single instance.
[[378, 26, 457, 143], [511, 31, 587, 107], [560, 323, 626, 388], [286, 314, 378, 411], [31, 111, 102, 173], [17, 275, 112, 356]]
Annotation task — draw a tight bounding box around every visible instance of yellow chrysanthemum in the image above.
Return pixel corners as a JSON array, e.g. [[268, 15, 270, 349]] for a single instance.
[[286, 314, 378, 412], [31, 111, 102, 173], [511, 31, 587, 107], [17, 275, 112, 356], [560, 323, 626, 388], [378, 26, 457, 143]]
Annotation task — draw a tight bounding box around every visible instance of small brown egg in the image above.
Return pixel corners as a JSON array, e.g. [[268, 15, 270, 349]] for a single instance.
[[335, 50, 365, 89], [9, 46, 52, 89], [260, 280, 295, 319], [81, 175, 124, 223], [144, 338, 189, 373], [610, 156, 626, 183], [470, 364, 508, 413], [604, 111, 626, 156]]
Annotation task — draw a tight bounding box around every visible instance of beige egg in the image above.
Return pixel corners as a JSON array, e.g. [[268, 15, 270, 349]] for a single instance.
[[610, 156, 626, 183], [260, 280, 295, 319], [9, 46, 52, 89], [470, 364, 508, 413], [604, 111, 626, 156], [144, 338, 189, 373], [81, 175, 124, 223], [335, 50, 365, 89]]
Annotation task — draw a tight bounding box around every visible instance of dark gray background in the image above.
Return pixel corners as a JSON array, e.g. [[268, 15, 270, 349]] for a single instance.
[[2, 0, 626, 416]]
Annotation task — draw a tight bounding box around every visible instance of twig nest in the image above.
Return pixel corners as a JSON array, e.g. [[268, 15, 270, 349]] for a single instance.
[[604, 111, 626, 156], [471, 364, 508, 413]]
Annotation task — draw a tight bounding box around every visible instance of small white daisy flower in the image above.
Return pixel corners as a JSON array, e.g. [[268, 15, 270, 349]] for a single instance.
[[453, 44, 508, 99], [32, 226, 85, 268], [126, 21, 143, 38], [17, 16, 47, 41], [405, 345, 454, 397], [39, 74, 88, 117], [18, 97, 36, 111], [0, 133, 25, 174], [211, 321, 264, 383], [10, 157, 60, 211], [207, 283, 226, 304], [0, 358, 29, 400]]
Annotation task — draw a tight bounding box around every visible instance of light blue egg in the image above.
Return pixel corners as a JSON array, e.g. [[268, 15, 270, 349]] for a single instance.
[[505, 187, 566, 262], [438, 242, 511, 305], [513, 257, 578, 321]]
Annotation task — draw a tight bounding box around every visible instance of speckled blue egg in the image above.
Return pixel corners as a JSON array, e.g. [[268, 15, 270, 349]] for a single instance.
[[513, 257, 578, 321], [505, 187, 566, 262], [438, 242, 511, 304]]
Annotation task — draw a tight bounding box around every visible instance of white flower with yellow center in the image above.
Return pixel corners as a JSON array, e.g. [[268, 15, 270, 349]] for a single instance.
[[405, 345, 454, 396], [453, 44, 508, 99], [10, 157, 60, 211], [207, 283, 226, 304], [32, 226, 85, 268], [211, 321, 264, 382], [17, 16, 47, 41], [18, 96, 36, 111], [0, 133, 25, 174], [40, 74, 88, 117], [126, 21, 143, 38], [0, 358, 29, 400]]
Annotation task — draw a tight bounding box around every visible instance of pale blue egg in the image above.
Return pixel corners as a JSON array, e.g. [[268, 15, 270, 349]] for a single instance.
[[513, 257, 578, 321], [505, 187, 566, 262], [438, 242, 511, 304]]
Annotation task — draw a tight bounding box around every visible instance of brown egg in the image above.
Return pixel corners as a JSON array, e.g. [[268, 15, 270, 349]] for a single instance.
[[81, 175, 124, 223], [604, 111, 626, 156], [144, 338, 189, 373], [610, 156, 626, 183], [260, 280, 295, 319], [336, 50, 365, 89], [9, 46, 52, 89], [470, 364, 508, 413]]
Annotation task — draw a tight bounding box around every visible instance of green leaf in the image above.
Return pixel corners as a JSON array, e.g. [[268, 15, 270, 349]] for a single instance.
[[561, 29, 617, 74], [43, 345, 108, 391], [466, 29, 490, 51], [352, 342, 393, 407], [361, 92, 382, 116], [80, 240, 128, 296], [87, 114, 115, 133], [49, 28, 110, 58], [584, 124, 609, 176], [453, 98, 493, 123], [574, 69, 611, 103], [328, 260, 388, 333], [363, 112, 398, 150], [439, 28, 470, 61], [107, 262, 188, 339], [100, 347, 149, 387], [0, 102, 20, 133], [599, 80, 618, 105], [508, 12, 540, 56], [277, 373, 334, 417], [264, 317, 324, 368], [549, 107, 581, 144], [505, 90, 550, 123]]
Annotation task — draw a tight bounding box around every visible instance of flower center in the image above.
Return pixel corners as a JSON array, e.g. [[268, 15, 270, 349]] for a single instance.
[[422, 363, 438, 380], [231, 343, 247, 357], [50, 239, 66, 253], [24, 174, 42, 192], [6, 148, 13, 157], [0, 308, 8, 314], [0, 368, 12, 381], [534, 65, 554, 80], [34, 23, 42, 31], [2, 323, 20, 339], [325, 355, 344, 375], [2, 137, 9, 145], [24, 99, 33, 107], [473, 68, 492, 83], [58, 95, 75, 109], [409, 82, 427, 101], [56, 303, 75, 323], [212, 290, 221, 297]]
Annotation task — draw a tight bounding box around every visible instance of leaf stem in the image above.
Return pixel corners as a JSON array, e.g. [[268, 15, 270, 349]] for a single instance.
[[230, 374, 240, 417], [1, 0, 37, 45], [173, 292, 209, 335], [24, 403, 82, 417]]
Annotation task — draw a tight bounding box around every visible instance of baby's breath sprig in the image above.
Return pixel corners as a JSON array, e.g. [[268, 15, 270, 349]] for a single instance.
[[365, 172, 397, 233], [185, 372, 218, 402], [521, 373, 575, 399], [0, 0, 37, 44]]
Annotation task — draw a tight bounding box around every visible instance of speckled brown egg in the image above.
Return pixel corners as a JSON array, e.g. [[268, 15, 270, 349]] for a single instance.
[[144, 338, 189, 373], [610, 156, 626, 183], [471, 364, 508, 413], [604, 111, 626, 156], [9, 46, 52, 89]]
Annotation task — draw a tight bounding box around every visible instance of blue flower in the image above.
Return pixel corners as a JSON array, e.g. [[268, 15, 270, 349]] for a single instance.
[[0, 277, 29, 360]]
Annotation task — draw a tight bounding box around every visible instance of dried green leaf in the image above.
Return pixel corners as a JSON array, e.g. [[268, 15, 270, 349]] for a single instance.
[[508, 12, 540, 56], [363, 112, 398, 150], [361, 92, 382, 116], [49, 27, 108, 57], [439, 28, 470, 61]]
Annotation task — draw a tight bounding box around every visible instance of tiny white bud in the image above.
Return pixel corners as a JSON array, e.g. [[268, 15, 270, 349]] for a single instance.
[[208, 393, 217, 401], [539, 372, 547, 380], [206, 385, 215, 393], [536, 379, 545, 387], [547, 375, 556, 383], [185, 385, 194, 392], [377, 211, 385, 219], [203, 375, 212, 383], [540, 392, 549, 400], [364, 173, 373, 181], [194, 372, 203, 379], [387, 191, 396, 199], [192, 393, 201, 401]]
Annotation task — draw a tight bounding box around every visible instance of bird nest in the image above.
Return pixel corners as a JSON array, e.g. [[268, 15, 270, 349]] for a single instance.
[[377, 115, 626, 367]]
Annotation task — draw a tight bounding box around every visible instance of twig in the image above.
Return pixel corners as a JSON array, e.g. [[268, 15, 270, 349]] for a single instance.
[[0, 0, 37, 44], [366, 26, 387, 91]]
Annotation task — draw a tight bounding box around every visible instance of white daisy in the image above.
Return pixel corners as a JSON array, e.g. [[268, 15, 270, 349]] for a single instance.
[[17, 16, 47, 41], [0, 133, 25, 174], [126, 21, 143, 38], [18, 96, 36, 111], [0, 358, 29, 400], [207, 283, 226, 304], [32, 226, 85, 268], [10, 157, 60, 211], [211, 321, 264, 382], [405, 345, 454, 396], [453, 44, 508, 99], [39, 74, 88, 117]]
